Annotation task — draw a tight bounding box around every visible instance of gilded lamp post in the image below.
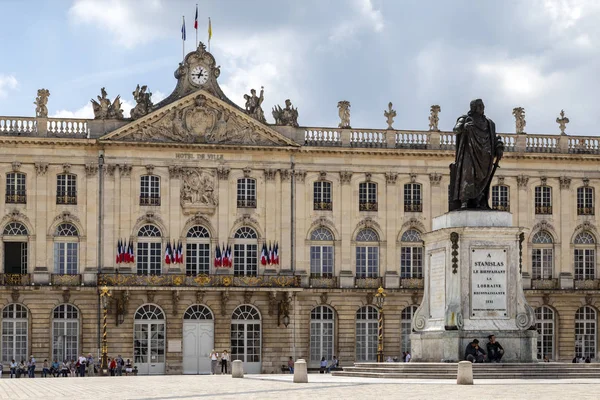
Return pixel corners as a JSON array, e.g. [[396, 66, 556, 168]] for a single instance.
[[99, 286, 111, 375], [374, 286, 386, 362]]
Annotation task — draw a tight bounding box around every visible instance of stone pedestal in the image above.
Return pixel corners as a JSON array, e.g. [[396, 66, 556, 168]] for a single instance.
[[232, 360, 244, 378], [411, 210, 537, 362], [293, 359, 308, 383], [456, 361, 473, 385]]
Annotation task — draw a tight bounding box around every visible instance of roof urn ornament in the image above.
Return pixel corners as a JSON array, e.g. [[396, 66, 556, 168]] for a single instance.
[[244, 86, 266, 123], [428, 105, 441, 131], [384, 102, 396, 130], [338, 100, 351, 129], [130, 85, 154, 120], [556, 109, 569, 135], [512, 107, 526, 134], [272, 99, 299, 127], [34, 89, 50, 118], [91, 87, 124, 120]]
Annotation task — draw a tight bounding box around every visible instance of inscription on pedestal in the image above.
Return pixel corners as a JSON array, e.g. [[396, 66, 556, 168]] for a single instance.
[[471, 248, 507, 319], [429, 250, 446, 319]]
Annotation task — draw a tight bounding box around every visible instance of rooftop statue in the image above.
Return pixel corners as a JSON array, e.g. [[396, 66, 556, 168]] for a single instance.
[[512, 107, 526, 134], [338, 101, 351, 129], [131, 85, 154, 120], [272, 99, 299, 127], [449, 99, 504, 211], [244, 87, 266, 123], [91, 87, 124, 120], [556, 109, 569, 135], [34, 89, 50, 118], [384, 102, 396, 130], [429, 105, 441, 131]]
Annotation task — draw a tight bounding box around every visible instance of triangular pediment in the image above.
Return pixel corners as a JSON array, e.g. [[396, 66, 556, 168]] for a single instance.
[[99, 90, 299, 147]]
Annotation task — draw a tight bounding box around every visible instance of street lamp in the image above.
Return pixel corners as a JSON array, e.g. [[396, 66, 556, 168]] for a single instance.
[[278, 294, 291, 328], [99, 286, 111, 375], [374, 286, 386, 362]]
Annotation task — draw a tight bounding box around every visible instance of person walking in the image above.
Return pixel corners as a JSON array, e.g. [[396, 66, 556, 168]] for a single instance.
[[42, 359, 50, 377], [287, 356, 294, 374], [209, 350, 218, 375], [116, 355, 124, 376], [109, 358, 117, 376], [10, 359, 16, 378], [28, 355, 36, 377], [221, 350, 229, 374], [87, 354, 95, 377], [78, 354, 87, 377]]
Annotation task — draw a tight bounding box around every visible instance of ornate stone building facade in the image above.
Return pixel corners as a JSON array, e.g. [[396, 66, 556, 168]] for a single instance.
[[0, 44, 599, 373]]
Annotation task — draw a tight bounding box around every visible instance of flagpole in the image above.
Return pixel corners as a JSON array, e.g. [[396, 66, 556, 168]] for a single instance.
[[182, 15, 185, 62]]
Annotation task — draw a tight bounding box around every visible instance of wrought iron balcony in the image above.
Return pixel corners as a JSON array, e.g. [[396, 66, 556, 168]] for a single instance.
[[56, 191, 77, 205], [314, 201, 333, 211], [574, 279, 599, 290], [140, 195, 161, 206], [354, 276, 382, 288], [531, 279, 558, 290], [535, 205, 552, 215], [578, 207, 595, 216], [309, 275, 337, 288], [237, 198, 257, 208], [400, 277, 424, 289], [492, 203, 510, 212], [5, 191, 26, 204], [359, 201, 378, 212], [404, 203, 422, 212], [51, 274, 82, 286], [0, 273, 31, 286], [97, 273, 300, 288]]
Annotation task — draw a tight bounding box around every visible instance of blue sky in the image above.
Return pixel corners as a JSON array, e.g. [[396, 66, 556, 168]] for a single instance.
[[1, 0, 599, 135]]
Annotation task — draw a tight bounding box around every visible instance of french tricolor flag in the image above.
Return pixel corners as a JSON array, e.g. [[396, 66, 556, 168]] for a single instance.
[[194, 4, 198, 30]]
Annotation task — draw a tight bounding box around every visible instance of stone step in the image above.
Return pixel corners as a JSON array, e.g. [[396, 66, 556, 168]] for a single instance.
[[333, 371, 600, 379]]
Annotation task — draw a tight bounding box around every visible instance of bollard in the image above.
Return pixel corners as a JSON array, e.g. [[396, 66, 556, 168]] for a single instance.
[[232, 360, 244, 378], [293, 359, 308, 383], [456, 361, 473, 385]]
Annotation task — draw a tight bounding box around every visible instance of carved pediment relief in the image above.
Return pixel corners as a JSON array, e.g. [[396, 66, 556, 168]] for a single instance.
[[179, 168, 218, 215], [100, 91, 298, 147]]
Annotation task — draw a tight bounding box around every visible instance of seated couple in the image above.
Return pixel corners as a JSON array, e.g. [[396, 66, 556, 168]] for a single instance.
[[465, 335, 504, 363]]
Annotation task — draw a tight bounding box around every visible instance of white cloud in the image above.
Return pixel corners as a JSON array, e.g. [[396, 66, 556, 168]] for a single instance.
[[0, 74, 18, 98], [69, 0, 167, 48], [52, 98, 135, 119], [152, 90, 166, 103], [356, 0, 384, 32], [327, 0, 384, 45]]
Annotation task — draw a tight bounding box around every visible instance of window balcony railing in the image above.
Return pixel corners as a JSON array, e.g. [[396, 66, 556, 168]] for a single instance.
[[314, 201, 333, 211], [531, 279, 558, 290], [0, 273, 31, 286], [56, 191, 77, 205], [535, 205, 552, 215], [359, 201, 378, 212], [5, 191, 26, 204], [140, 195, 161, 206], [354, 276, 382, 288], [578, 207, 595, 216], [574, 279, 599, 290], [51, 274, 82, 286], [309, 275, 338, 288], [97, 273, 300, 288], [237, 198, 257, 208], [492, 204, 510, 212], [404, 203, 422, 212], [400, 277, 424, 289]]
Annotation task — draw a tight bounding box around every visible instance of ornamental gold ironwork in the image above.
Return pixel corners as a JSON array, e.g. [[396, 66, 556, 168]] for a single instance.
[[97, 273, 300, 288]]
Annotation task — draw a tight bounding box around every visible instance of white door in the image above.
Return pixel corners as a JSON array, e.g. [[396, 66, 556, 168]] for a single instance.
[[134, 305, 166, 375], [231, 305, 262, 374], [183, 321, 214, 374]]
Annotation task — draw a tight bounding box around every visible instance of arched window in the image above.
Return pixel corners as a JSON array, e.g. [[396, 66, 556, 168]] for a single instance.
[[183, 305, 214, 320], [314, 181, 332, 210], [492, 184, 510, 211], [3, 222, 28, 275], [134, 305, 166, 374], [186, 226, 210, 276], [137, 225, 162, 276], [233, 227, 258, 276], [237, 178, 256, 208], [356, 305, 378, 361], [575, 306, 597, 359], [56, 173, 77, 205], [535, 306, 555, 360], [140, 175, 160, 206], [531, 231, 553, 280], [400, 230, 423, 278], [355, 228, 379, 278], [1, 304, 28, 363], [401, 305, 418, 353], [404, 183, 422, 212], [52, 304, 79, 362], [310, 306, 335, 365], [6, 172, 26, 204], [535, 185, 552, 215], [359, 182, 377, 211], [574, 232, 596, 280], [54, 223, 79, 274], [231, 305, 261, 368], [577, 186, 594, 215], [310, 228, 334, 278]]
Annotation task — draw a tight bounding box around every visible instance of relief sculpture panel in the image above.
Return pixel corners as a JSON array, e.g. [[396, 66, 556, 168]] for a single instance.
[[180, 167, 218, 215]]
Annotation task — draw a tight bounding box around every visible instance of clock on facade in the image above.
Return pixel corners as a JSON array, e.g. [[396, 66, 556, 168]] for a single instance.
[[190, 65, 209, 85]]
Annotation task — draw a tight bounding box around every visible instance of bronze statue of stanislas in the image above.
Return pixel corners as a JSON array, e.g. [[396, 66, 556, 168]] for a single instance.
[[449, 99, 504, 211]]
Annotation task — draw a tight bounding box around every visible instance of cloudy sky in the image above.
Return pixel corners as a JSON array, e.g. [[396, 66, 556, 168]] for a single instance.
[[0, 0, 598, 135]]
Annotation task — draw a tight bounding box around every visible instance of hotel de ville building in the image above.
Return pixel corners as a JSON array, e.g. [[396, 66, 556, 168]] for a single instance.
[[0, 43, 599, 374]]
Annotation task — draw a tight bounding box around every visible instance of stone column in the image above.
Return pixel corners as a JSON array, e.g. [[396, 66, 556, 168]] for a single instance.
[[294, 171, 307, 273], [385, 172, 399, 288], [339, 171, 353, 288], [280, 170, 292, 270], [34, 162, 49, 273]]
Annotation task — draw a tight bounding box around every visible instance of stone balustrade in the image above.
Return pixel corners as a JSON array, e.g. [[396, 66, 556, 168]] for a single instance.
[[0, 115, 90, 137]]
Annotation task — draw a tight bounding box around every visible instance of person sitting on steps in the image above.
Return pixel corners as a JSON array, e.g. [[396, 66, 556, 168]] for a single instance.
[[465, 339, 486, 363], [486, 335, 504, 363]]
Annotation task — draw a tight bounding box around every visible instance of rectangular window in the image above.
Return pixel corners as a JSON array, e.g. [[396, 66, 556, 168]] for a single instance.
[[313, 181, 332, 210], [233, 243, 257, 276], [532, 248, 553, 279], [356, 321, 378, 361], [355, 246, 378, 278], [56, 174, 77, 205], [574, 249, 595, 280], [137, 242, 162, 275], [577, 187, 594, 215], [237, 178, 257, 208], [492, 185, 510, 211], [53, 242, 78, 274], [52, 321, 78, 364], [310, 245, 334, 277], [404, 183, 422, 212], [140, 175, 160, 206], [359, 182, 377, 211], [535, 186, 552, 214], [185, 243, 210, 275], [400, 246, 423, 278], [6, 173, 26, 204]]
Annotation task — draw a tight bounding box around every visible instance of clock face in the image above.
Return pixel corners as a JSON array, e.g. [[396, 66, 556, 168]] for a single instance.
[[190, 65, 209, 85]]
